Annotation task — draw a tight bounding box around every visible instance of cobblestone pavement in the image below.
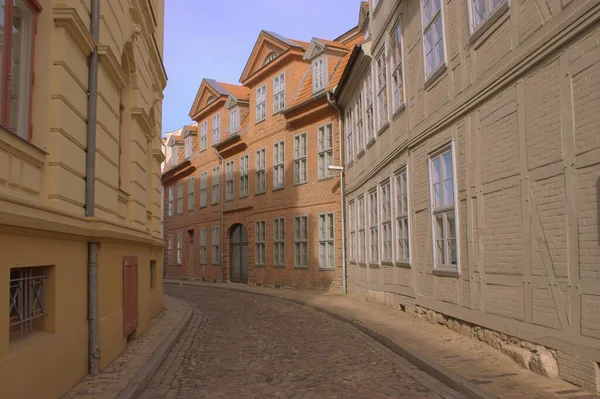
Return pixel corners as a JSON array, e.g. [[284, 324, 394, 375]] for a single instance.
[[64, 296, 188, 399], [140, 285, 467, 399]]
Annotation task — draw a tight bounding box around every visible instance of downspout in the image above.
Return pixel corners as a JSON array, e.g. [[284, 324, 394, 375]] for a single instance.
[[86, 0, 100, 375], [326, 92, 347, 294], [213, 148, 225, 283]]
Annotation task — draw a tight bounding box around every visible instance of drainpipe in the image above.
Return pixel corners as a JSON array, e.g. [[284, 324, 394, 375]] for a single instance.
[[85, 0, 100, 375], [326, 92, 347, 294], [213, 148, 225, 283]]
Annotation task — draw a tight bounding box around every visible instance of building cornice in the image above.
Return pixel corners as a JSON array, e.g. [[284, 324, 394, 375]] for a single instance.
[[53, 7, 95, 55], [97, 44, 128, 89]]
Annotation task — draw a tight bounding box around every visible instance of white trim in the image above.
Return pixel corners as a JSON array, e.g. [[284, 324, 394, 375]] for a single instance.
[[312, 55, 328, 93], [420, 0, 447, 81], [273, 71, 286, 113]]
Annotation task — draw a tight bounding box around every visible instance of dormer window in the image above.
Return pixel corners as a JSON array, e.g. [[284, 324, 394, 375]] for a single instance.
[[312, 56, 327, 93], [230, 107, 239, 134], [171, 145, 179, 166], [184, 135, 192, 159], [264, 52, 278, 65], [207, 96, 215, 105]]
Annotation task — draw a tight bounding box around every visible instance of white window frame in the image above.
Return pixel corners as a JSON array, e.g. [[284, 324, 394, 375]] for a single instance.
[[294, 216, 308, 268], [368, 189, 379, 264], [230, 107, 239, 134], [421, 0, 446, 80], [390, 20, 405, 112], [240, 155, 249, 197], [200, 121, 208, 151], [318, 212, 335, 270], [376, 47, 389, 130], [355, 89, 365, 153], [345, 107, 354, 164], [349, 200, 357, 262], [167, 234, 173, 265], [273, 72, 285, 113], [212, 113, 221, 144], [177, 183, 183, 215], [317, 123, 334, 179], [200, 172, 208, 208], [364, 72, 375, 143], [358, 195, 366, 263], [255, 220, 266, 265], [273, 217, 285, 266], [312, 56, 327, 93], [176, 232, 183, 265], [187, 178, 195, 211], [294, 133, 307, 184], [380, 180, 393, 262], [199, 228, 207, 264], [168, 186, 174, 217], [395, 168, 410, 264], [211, 226, 220, 265], [256, 84, 266, 123], [429, 143, 459, 271], [225, 161, 234, 201], [467, 0, 509, 34], [184, 136, 192, 159], [273, 141, 284, 189], [171, 146, 179, 166], [212, 166, 220, 204], [255, 148, 266, 194]]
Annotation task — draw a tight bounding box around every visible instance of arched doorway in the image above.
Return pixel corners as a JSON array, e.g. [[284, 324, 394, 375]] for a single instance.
[[229, 224, 248, 283]]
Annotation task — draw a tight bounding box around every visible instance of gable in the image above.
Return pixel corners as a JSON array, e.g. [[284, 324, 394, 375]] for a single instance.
[[188, 80, 221, 118], [240, 31, 303, 83], [303, 39, 325, 61]]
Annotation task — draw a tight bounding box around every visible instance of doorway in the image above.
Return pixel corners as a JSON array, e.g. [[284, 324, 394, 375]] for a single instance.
[[229, 224, 248, 283]]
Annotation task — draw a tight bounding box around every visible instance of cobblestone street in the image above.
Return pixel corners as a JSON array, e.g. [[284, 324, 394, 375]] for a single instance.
[[140, 285, 466, 399]]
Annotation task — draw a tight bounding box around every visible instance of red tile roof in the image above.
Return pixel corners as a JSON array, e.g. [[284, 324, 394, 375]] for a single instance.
[[220, 82, 250, 101]]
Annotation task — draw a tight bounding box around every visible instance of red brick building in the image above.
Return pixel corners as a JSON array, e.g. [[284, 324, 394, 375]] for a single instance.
[[163, 22, 365, 291]]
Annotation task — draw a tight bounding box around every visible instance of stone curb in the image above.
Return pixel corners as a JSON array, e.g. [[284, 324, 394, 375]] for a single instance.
[[116, 295, 193, 399], [164, 279, 497, 399]]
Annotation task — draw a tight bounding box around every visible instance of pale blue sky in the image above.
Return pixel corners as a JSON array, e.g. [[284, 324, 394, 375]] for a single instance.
[[162, 0, 363, 134]]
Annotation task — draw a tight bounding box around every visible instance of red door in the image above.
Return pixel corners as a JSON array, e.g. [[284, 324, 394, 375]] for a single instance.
[[122, 256, 139, 337]]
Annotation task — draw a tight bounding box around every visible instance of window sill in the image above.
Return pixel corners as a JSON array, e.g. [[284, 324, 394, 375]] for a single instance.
[[372, 0, 383, 16], [432, 268, 460, 278], [293, 181, 308, 187], [318, 176, 334, 182], [273, 264, 286, 268], [0, 127, 48, 167], [469, 1, 510, 44], [366, 138, 376, 149], [395, 262, 411, 269], [200, 205, 207, 209], [239, 194, 248, 199], [381, 260, 394, 266], [357, 150, 365, 159], [225, 198, 233, 203], [377, 122, 390, 136], [254, 264, 266, 268], [424, 63, 448, 90], [346, 159, 354, 169], [211, 263, 220, 266], [319, 268, 335, 272], [177, 264, 182, 267], [368, 263, 380, 268], [294, 266, 309, 269], [211, 202, 219, 206], [200, 148, 207, 152], [272, 186, 285, 192], [392, 103, 406, 121], [255, 118, 266, 126], [272, 109, 285, 116], [255, 190, 266, 196]]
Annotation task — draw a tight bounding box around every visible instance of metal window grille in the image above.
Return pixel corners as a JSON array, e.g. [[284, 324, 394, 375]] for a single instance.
[[9, 267, 47, 336]]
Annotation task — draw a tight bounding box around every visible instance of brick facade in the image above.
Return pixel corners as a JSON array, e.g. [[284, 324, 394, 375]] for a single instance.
[[335, 0, 600, 392]]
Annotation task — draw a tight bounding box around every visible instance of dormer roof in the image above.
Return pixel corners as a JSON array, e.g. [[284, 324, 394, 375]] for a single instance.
[[166, 135, 184, 147], [189, 79, 249, 120]]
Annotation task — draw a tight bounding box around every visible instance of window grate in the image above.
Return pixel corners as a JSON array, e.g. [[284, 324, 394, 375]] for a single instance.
[[9, 267, 47, 335]]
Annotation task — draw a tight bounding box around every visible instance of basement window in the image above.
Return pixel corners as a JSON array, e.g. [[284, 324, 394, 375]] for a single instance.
[[10, 266, 48, 340]]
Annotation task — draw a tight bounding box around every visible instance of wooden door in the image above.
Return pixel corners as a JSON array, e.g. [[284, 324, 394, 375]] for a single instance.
[[122, 256, 139, 337]]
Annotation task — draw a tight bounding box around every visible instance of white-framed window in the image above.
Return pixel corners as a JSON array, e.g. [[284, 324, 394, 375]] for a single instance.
[[294, 133, 307, 184], [273, 141, 284, 189], [395, 169, 410, 263], [212, 166, 220, 204], [368, 189, 379, 263], [294, 216, 308, 267], [168, 186, 174, 217], [364, 73, 375, 143], [422, 0, 445, 79], [199, 228, 207, 264], [273, 72, 285, 113], [177, 183, 183, 215], [176, 232, 183, 265], [430, 146, 458, 269], [240, 155, 249, 197], [211, 226, 220, 264], [356, 90, 365, 153], [207, 96, 215, 105], [200, 121, 208, 151], [255, 148, 266, 193], [358, 195, 366, 263], [318, 213, 335, 269], [345, 107, 354, 164], [212, 113, 221, 144], [318, 123, 334, 179], [230, 107, 239, 134], [380, 180, 393, 262], [371, 0, 380, 11], [171, 146, 179, 166], [256, 84, 266, 122], [349, 200, 356, 262], [265, 52, 278, 65], [468, 0, 508, 33], [255, 220, 266, 265], [188, 178, 195, 211], [312, 56, 327, 93], [273, 217, 285, 266], [376, 48, 388, 129], [225, 161, 234, 201], [390, 21, 405, 112], [200, 172, 208, 207], [185, 136, 192, 159], [167, 234, 173, 265]]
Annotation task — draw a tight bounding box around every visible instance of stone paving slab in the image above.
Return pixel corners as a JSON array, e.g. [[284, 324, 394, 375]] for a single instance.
[[63, 295, 191, 399], [164, 279, 600, 399]]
